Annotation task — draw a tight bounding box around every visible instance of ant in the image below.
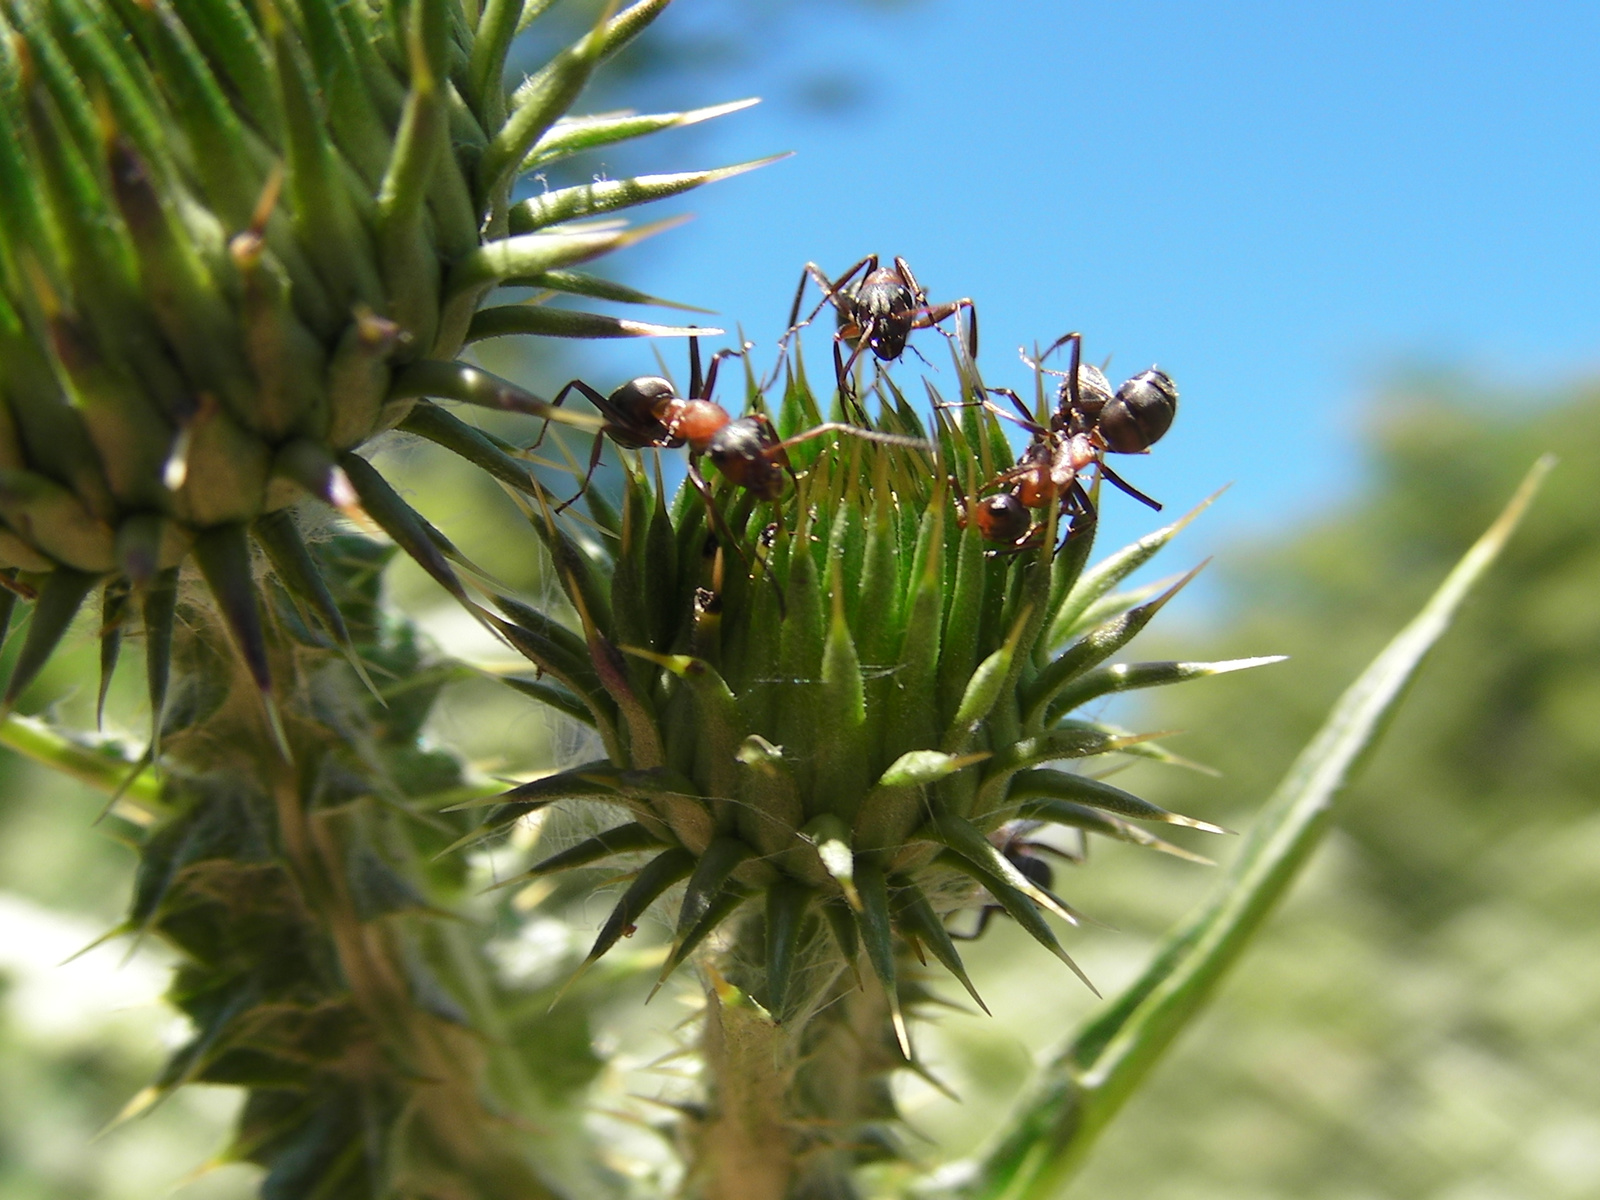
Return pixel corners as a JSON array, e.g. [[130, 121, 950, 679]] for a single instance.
[[1025, 331, 1178, 463], [772, 255, 978, 410], [537, 337, 932, 593], [536, 334, 747, 512], [968, 331, 1178, 552], [949, 820, 1083, 941]]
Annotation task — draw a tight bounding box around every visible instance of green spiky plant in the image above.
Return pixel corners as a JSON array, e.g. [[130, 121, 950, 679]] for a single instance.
[[0, 1, 1547, 1198], [456, 354, 1257, 1198], [0, 0, 769, 1193]]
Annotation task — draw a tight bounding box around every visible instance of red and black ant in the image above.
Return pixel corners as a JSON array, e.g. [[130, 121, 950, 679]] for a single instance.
[[965, 331, 1178, 552], [1025, 330, 1178, 466], [948, 820, 1084, 941], [537, 335, 747, 512], [537, 335, 933, 591], [772, 255, 978, 410]]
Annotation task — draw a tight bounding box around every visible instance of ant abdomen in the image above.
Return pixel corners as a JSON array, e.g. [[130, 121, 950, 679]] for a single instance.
[[707, 416, 790, 500], [1099, 368, 1178, 455]]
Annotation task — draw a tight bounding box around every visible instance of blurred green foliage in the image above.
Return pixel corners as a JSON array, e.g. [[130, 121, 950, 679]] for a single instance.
[[1062, 381, 1600, 1199], [2, 378, 1593, 1197]]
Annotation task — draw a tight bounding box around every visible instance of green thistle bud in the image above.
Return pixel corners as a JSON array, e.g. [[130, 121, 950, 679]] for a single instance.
[[460, 350, 1268, 1193], [0, 0, 765, 726]]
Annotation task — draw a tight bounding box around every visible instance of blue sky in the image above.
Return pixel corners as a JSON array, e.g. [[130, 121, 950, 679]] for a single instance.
[[533, 1, 1600, 566]]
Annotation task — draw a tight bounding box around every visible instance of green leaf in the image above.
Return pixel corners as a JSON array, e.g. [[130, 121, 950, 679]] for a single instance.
[[252, 510, 352, 650], [513, 267, 714, 312], [340, 451, 472, 608], [764, 878, 810, 1021], [1023, 562, 1204, 728], [397, 402, 545, 496], [443, 216, 688, 320], [478, 0, 614, 197], [1046, 656, 1288, 716], [466, 304, 722, 342], [673, 836, 754, 947], [854, 856, 909, 1058], [580, 847, 695, 967], [892, 880, 988, 1014], [1026, 799, 1216, 865], [509, 157, 786, 232], [1009, 769, 1228, 833], [877, 750, 981, 789], [801, 813, 859, 909], [97, 578, 129, 728], [520, 821, 665, 879], [654, 883, 749, 994], [521, 98, 760, 170], [935, 849, 1095, 994], [142, 567, 178, 745], [921, 813, 1081, 927], [1044, 488, 1221, 650], [963, 456, 1552, 1200]]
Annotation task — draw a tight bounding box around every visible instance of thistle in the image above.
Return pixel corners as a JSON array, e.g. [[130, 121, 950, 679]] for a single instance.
[[0, 0, 770, 1194], [0, 0, 768, 724], [464, 349, 1270, 1198]]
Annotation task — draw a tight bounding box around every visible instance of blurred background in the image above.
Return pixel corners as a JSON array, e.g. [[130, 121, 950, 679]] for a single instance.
[[3, 2, 1597, 1197]]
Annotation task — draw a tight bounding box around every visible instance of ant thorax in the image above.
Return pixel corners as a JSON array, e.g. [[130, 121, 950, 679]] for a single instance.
[[1055, 363, 1115, 436], [663, 397, 732, 453]]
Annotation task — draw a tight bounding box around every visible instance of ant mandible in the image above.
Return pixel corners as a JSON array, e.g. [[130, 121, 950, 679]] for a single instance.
[[773, 255, 978, 410]]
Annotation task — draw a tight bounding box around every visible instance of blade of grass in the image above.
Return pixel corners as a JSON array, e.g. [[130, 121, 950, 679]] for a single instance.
[[962, 454, 1553, 1200]]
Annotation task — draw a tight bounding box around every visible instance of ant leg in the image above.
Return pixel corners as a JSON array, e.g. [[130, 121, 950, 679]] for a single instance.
[[699, 342, 752, 404], [553, 431, 609, 514], [688, 456, 787, 617], [985, 387, 1043, 430], [776, 423, 935, 454], [832, 328, 873, 422], [1022, 331, 1083, 375], [688, 333, 703, 399], [948, 904, 1000, 941], [529, 378, 609, 452], [1063, 331, 1083, 414], [766, 258, 876, 391], [1098, 461, 1163, 511], [787, 258, 872, 334], [1057, 480, 1099, 552], [912, 298, 980, 362], [1068, 478, 1097, 523]]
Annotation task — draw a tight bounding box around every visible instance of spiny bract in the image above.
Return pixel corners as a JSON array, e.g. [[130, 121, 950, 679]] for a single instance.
[[0, 0, 766, 725]]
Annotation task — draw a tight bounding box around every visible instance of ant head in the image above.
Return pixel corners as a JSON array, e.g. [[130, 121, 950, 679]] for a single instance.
[[973, 492, 1033, 546], [611, 375, 679, 422], [855, 271, 919, 359], [1099, 368, 1178, 454]]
